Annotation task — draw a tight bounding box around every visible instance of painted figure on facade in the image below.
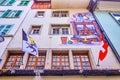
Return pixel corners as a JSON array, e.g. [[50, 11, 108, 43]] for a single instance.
[[61, 12, 102, 45]]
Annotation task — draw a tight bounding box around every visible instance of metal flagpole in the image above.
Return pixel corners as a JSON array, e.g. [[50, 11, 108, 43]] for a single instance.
[[97, 58, 100, 66]]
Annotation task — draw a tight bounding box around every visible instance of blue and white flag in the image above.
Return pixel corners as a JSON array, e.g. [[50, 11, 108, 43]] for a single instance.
[[22, 29, 39, 57]]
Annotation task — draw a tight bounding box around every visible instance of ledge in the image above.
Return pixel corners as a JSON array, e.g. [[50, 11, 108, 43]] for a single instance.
[[0, 69, 120, 76]]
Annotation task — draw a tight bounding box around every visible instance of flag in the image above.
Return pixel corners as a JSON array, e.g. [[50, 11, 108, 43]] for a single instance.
[[22, 29, 38, 57], [98, 36, 108, 61]]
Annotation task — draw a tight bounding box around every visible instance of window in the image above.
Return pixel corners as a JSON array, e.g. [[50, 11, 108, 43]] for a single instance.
[[52, 11, 69, 17], [0, 24, 13, 35], [0, 0, 16, 6], [51, 24, 70, 35], [72, 51, 91, 70], [110, 13, 120, 25], [32, 2, 51, 9], [30, 25, 41, 34], [35, 11, 44, 18], [18, 1, 29, 6], [1, 9, 22, 18], [3, 53, 23, 70], [26, 51, 46, 70], [52, 50, 70, 70]]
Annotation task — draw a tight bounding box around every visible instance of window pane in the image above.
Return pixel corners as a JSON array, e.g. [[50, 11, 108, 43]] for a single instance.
[[36, 11, 44, 18], [3, 54, 23, 70], [62, 28, 69, 34], [53, 28, 59, 34], [31, 26, 41, 34], [51, 24, 70, 35], [73, 54, 91, 70], [52, 51, 69, 70]]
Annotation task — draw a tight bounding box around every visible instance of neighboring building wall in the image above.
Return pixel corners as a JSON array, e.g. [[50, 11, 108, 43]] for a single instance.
[[51, 0, 90, 9], [0, 0, 33, 68], [97, 1, 120, 11], [94, 11, 120, 65]]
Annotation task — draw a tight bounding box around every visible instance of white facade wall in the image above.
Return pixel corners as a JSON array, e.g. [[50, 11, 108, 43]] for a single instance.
[[0, 0, 120, 70], [7, 8, 120, 70]]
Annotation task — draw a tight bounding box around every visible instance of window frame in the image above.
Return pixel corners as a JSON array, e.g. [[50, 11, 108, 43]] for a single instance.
[[26, 51, 46, 70], [72, 50, 92, 70], [18, 1, 29, 6], [52, 11, 69, 17], [0, 24, 13, 35], [35, 11, 45, 18], [30, 25, 41, 35], [1, 9, 23, 18], [3, 53, 24, 70], [51, 50, 70, 70], [110, 12, 120, 25], [50, 24, 71, 35], [0, 0, 16, 6]]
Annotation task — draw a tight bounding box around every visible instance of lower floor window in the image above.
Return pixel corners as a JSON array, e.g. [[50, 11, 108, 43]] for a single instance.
[[26, 51, 46, 70], [52, 50, 70, 70], [73, 51, 91, 70], [3, 53, 23, 70]]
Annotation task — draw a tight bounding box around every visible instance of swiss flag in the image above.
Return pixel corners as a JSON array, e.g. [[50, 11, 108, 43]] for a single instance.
[[99, 36, 109, 61]]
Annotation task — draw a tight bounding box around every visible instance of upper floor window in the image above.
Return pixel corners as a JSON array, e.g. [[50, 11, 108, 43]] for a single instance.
[[0, 0, 16, 6], [35, 11, 44, 18], [72, 51, 92, 70], [110, 12, 120, 25], [30, 25, 41, 34], [0, 9, 22, 18], [52, 11, 69, 17], [3, 53, 23, 70], [18, 1, 29, 6], [52, 50, 70, 70], [26, 51, 46, 70], [50, 24, 70, 35], [0, 24, 13, 35], [32, 2, 51, 9]]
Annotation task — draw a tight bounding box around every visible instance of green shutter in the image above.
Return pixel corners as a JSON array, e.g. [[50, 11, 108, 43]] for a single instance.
[[19, 1, 24, 5], [1, 9, 12, 18], [8, 0, 16, 5], [0, 0, 6, 5], [0, 25, 13, 35], [14, 10, 22, 17], [24, 1, 29, 5], [0, 25, 5, 35]]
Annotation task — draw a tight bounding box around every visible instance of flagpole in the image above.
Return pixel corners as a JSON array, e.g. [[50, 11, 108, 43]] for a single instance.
[[97, 58, 100, 66]]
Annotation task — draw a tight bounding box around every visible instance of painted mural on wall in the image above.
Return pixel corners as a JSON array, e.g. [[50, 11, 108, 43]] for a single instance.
[[61, 12, 102, 45]]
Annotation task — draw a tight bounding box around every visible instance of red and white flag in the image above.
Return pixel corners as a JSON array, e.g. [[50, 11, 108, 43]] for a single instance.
[[98, 36, 109, 61]]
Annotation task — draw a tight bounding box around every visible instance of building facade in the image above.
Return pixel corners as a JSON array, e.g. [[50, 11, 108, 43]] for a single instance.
[[0, 0, 120, 80]]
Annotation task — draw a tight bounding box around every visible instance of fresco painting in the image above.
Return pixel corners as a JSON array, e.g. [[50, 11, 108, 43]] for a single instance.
[[61, 12, 102, 45]]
